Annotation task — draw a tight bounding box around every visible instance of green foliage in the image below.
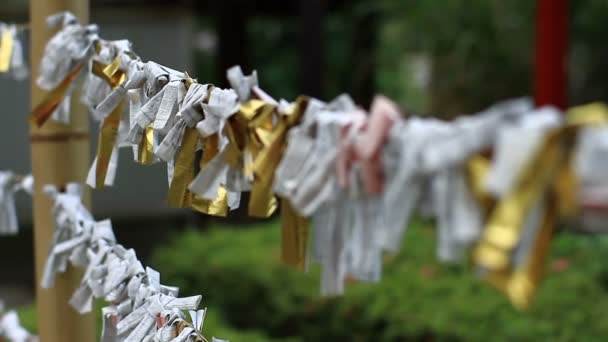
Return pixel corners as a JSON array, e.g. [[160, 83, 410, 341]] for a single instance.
[[16, 303, 36, 334], [152, 221, 608, 341], [377, 0, 535, 115], [376, 0, 608, 114]]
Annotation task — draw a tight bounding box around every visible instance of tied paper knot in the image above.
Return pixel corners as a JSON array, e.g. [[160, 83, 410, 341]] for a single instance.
[[86, 53, 146, 188], [70, 242, 141, 314], [36, 183, 224, 340], [226, 65, 258, 102], [0, 172, 32, 235], [419, 98, 533, 173], [152, 309, 208, 342], [41, 183, 96, 288], [422, 99, 533, 263], [116, 293, 202, 341], [83, 39, 134, 121], [86, 49, 133, 189], [126, 63, 187, 164], [188, 88, 241, 210], [336, 95, 401, 195], [284, 94, 358, 217], [188, 66, 268, 214], [225, 95, 309, 217], [272, 98, 326, 199], [196, 88, 239, 138], [94, 54, 145, 121], [158, 83, 215, 213], [273, 95, 380, 285], [471, 103, 608, 309], [30, 12, 99, 126], [155, 82, 209, 164]]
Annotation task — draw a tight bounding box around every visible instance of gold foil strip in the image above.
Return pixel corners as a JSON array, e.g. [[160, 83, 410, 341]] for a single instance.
[[248, 97, 309, 218], [466, 154, 494, 214], [95, 100, 125, 187], [473, 129, 569, 272], [485, 198, 556, 309], [280, 197, 309, 269], [553, 158, 578, 218], [201, 134, 220, 164], [191, 133, 229, 216], [91, 59, 124, 86], [103, 57, 122, 80], [222, 122, 243, 168], [0, 29, 14, 72], [93, 57, 127, 188], [29, 63, 84, 127], [138, 125, 156, 165], [191, 187, 228, 217], [238, 99, 266, 122], [248, 120, 286, 217], [167, 127, 199, 207]]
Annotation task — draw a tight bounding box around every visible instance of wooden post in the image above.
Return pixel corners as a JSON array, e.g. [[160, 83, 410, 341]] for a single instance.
[[30, 0, 96, 341], [534, 0, 568, 109]]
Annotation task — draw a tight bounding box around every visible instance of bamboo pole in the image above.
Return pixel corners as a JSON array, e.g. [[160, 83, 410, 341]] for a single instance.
[[30, 0, 96, 341]]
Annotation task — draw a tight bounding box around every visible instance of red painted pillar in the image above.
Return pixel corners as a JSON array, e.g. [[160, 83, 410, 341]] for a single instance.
[[534, 0, 568, 109]]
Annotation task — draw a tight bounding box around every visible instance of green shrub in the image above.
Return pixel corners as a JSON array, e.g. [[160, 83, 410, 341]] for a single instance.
[[152, 220, 608, 341]]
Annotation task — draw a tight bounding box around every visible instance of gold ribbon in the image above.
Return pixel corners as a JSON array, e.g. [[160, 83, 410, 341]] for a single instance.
[[0, 29, 14, 72], [92, 57, 127, 188], [29, 63, 84, 127]]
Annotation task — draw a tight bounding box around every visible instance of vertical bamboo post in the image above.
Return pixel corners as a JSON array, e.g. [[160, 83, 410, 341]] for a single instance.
[[30, 0, 95, 341]]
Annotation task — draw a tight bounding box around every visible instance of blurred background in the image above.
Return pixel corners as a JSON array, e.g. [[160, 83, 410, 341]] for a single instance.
[[3, 0, 608, 340]]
